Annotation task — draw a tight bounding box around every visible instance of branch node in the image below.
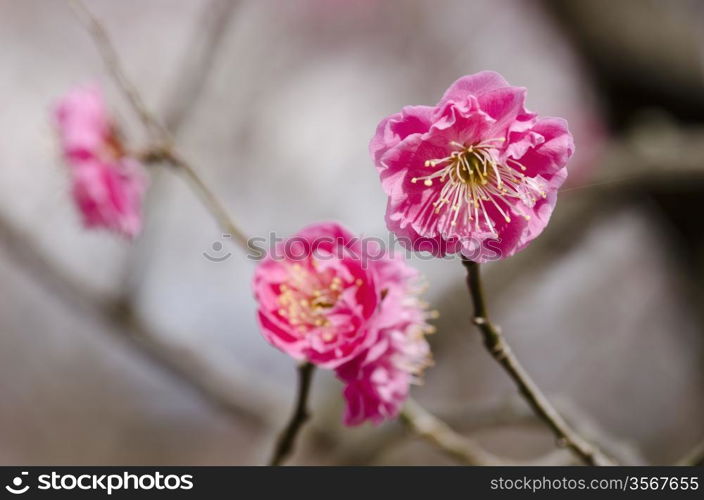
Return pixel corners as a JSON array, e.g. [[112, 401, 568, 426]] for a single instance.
[[473, 316, 487, 325]]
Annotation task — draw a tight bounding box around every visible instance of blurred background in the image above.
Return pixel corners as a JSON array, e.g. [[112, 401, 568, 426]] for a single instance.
[[0, 0, 702, 465]]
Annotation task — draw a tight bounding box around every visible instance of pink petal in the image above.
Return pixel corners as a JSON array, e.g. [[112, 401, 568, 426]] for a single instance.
[[440, 71, 510, 103]]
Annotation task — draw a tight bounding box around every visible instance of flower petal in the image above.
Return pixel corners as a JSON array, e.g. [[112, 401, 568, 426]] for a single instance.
[[440, 71, 510, 103], [369, 105, 434, 166]]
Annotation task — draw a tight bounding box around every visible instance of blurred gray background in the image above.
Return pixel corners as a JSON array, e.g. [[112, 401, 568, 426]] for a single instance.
[[0, 0, 702, 465]]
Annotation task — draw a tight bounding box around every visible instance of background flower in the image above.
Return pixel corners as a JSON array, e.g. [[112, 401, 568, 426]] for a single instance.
[[54, 85, 147, 239]]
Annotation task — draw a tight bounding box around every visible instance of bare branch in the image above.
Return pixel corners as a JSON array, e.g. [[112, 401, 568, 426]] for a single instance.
[[401, 399, 573, 466], [400, 398, 503, 465], [461, 258, 615, 466], [157, 149, 252, 253]]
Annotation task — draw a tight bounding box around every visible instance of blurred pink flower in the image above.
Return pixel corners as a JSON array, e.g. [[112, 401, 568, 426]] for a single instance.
[[54, 85, 147, 239], [335, 253, 433, 426], [70, 158, 147, 239], [370, 71, 573, 262], [253, 222, 434, 423], [253, 222, 381, 368], [338, 330, 431, 426]]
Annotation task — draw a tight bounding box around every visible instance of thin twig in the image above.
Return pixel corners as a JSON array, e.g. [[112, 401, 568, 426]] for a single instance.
[[269, 363, 316, 466], [461, 257, 614, 466], [400, 399, 573, 466], [158, 149, 252, 252], [400, 399, 502, 465]]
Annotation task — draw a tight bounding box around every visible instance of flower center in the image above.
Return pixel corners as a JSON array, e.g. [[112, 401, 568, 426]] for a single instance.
[[410, 140, 546, 235], [277, 263, 363, 341], [99, 128, 126, 163]]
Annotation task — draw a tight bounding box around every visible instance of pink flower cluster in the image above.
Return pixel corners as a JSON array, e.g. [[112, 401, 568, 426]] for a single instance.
[[370, 71, 574, 262], [54, 85, 147, 239], [253, 222, 433, 425]]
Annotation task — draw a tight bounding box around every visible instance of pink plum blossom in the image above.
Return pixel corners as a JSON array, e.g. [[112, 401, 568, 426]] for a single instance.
[[370, 71, 574, 262], [253, 222, 434, 424], [54, 85, 147, 239]]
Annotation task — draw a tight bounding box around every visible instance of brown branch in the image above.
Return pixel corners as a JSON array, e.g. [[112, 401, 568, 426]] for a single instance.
[[269, 363, 316, 466], [461, 258, 614, 466], [400, 399, 573, 466], [157, 149, 252, 252], [400, 398, 502, 465]]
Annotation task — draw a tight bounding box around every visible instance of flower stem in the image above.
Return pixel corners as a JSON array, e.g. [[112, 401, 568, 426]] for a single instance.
[[461, 257, 614, 466], [269, 362, 316, 466]]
